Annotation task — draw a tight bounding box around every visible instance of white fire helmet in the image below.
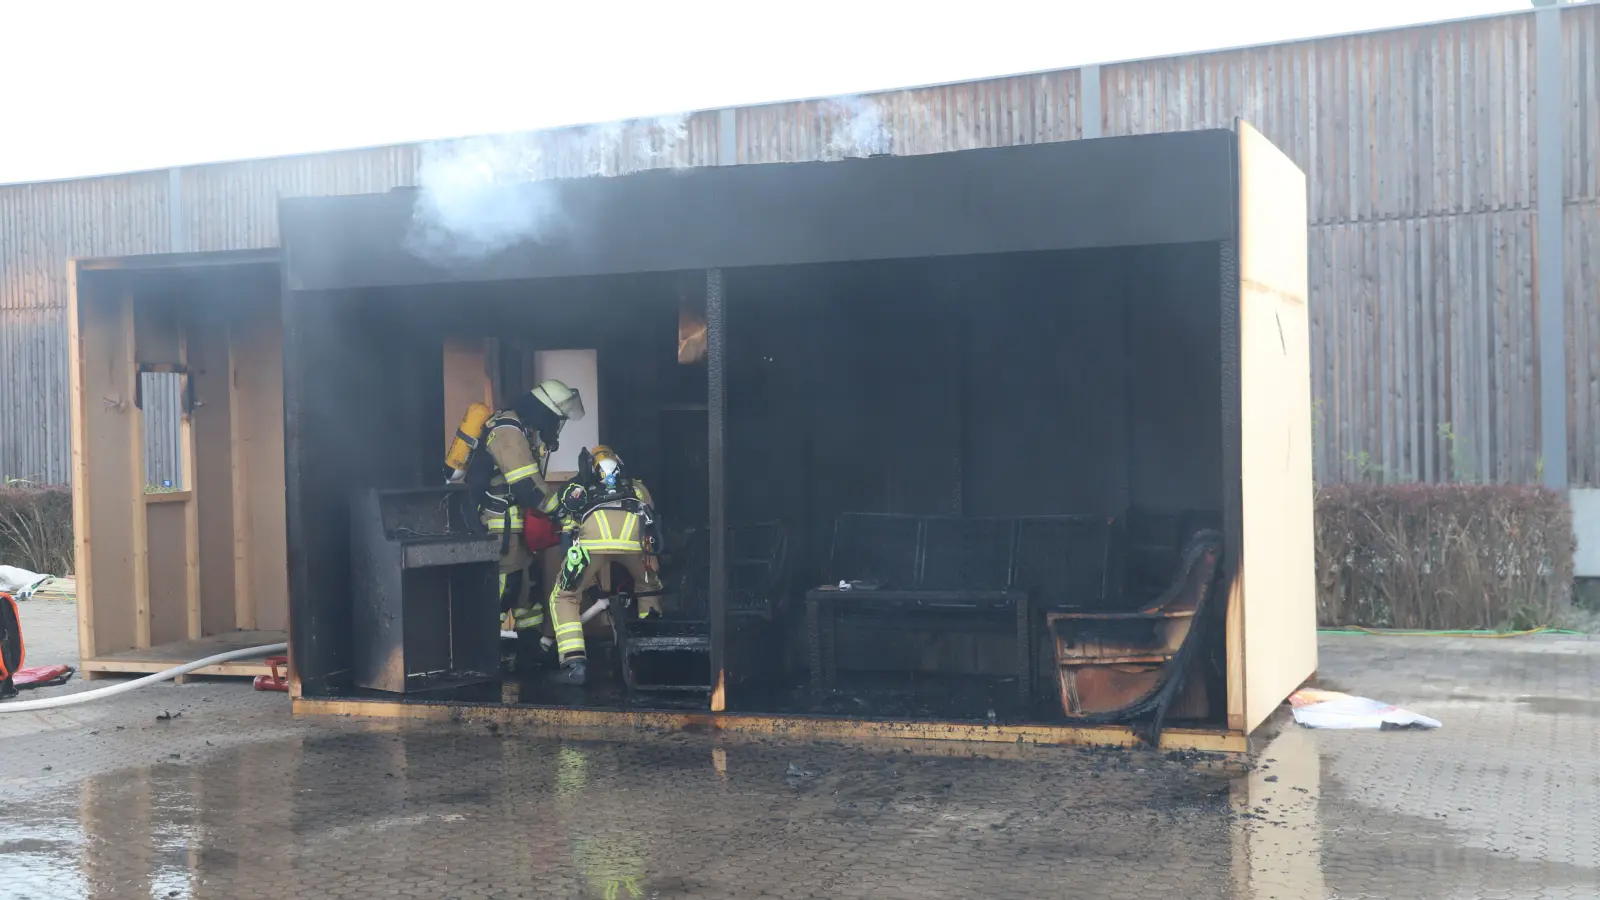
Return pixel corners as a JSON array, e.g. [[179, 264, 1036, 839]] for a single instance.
[[531, 379, 586, 422]]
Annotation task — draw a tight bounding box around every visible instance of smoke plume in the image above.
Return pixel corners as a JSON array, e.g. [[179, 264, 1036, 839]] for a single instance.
[[405, 113, 692, 267], [404, 97, 931, 266], [825, 95, 892, 158]]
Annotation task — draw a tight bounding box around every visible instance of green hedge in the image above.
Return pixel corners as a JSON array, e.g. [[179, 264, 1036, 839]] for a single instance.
[[0, 484, 74, 576], [1315, 484, 1574, 630]]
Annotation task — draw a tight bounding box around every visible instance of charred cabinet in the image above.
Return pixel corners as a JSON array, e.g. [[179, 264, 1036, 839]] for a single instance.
[[350, 487, 499, 693]]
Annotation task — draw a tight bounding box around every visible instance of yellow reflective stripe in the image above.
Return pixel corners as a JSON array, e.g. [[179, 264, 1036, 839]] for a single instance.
[[555, 622, 585, 635], [485, 511, 524, 532], [577, 540, 645, 552], [557, 636, 586, 652], [595, 514, 614, 542], [503, 464, 540, 483], [617, 515, 637, 543], [498, 573, 507, 595]]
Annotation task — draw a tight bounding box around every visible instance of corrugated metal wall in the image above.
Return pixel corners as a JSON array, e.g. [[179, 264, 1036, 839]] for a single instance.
[[735, 71, 1082, 162], [0, 172, 172, 484], [1, 5, 1595, 486], [178, 145, 421, 252], [140, 372, 182, 489], [1567, 2, 1600, 488], [1102, 15, 1543, 483]]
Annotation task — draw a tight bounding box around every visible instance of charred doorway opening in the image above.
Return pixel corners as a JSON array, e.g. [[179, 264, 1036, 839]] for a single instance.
[[285, 271, 721, 707], [719, 244, 1227, 727]]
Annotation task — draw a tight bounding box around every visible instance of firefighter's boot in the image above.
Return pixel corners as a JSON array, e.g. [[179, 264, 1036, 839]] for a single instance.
[[557, 656, 588, 686]]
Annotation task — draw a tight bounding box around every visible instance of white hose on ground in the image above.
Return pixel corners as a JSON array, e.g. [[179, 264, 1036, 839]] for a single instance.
[[0, 642, 289, 713]]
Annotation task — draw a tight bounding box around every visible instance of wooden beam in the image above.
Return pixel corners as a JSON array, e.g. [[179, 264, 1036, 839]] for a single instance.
[[67, 260, 96, 665], [180, 327, 202, 641], [82, 658, 274, 678], [126, 290, 151, 650], [141, 490, 193, 505], [706, 268, 727, 712], [1225, 575, 1246, 732], [293, 698, 1250, 754], [228, 321, 255, 631]]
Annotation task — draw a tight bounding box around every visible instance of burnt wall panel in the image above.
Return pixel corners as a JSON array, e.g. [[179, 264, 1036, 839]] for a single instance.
[[1125, 242, 1226, 513], [725, 250, 1206, 592], [960, 251, 1130, 517], [280, 131, 1238, 293], [285, 290, 435, 695], [729, 261, 968, 585]]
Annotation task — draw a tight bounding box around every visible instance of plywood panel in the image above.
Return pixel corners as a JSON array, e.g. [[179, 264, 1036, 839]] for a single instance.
[[232, 293, 289, 631], [72, 275, 141, 658], [443, 337, 492, 453], [190, 309, 238, 635], [1237, 120, 1317, 733], [144, 499, 190, 647]]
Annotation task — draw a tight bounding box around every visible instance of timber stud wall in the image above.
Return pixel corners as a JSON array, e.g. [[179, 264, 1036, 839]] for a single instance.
[[68, 257, 289, 679]]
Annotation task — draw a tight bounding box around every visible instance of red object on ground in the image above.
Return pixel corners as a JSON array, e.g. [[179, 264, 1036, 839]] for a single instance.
[[13, 664, 73, 688], [252, 655, 290, 692], [523, 513, 560, 553]]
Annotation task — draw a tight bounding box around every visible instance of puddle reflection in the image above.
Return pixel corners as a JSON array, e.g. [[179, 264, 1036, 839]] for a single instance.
[[0, 720, 1590, 899]]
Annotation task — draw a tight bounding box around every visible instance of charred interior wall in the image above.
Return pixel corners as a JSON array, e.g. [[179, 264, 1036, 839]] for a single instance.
[[285, 290, 439, 695], [286, 276, 687, 694], [285, 245, 1225, 698], [723, 244, 1224, 700], [725, 245, 1222, 595], [1125, 242, 1225, 515]]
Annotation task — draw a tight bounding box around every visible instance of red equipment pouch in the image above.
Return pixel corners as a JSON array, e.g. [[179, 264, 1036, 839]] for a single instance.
[[522, 513, 561, 553]]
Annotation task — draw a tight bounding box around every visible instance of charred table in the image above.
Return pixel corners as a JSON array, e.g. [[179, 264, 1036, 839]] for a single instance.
[[805, 587, 1032, 706], [801, 512, 1117, 711]]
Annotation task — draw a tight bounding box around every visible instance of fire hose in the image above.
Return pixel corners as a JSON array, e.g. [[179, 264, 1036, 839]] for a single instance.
[[0, 642, 288, 713]]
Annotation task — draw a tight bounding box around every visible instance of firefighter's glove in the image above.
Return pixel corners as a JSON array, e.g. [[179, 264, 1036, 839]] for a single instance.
[[509, 481, 544, 513]]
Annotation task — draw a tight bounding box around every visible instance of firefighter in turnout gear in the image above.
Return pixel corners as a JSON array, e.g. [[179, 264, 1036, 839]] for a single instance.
[[459, 380, 586, 660], [549, 445, 664, 686]]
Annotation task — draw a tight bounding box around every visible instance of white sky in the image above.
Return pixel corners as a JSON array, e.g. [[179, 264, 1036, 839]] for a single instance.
[[0, 0, 1527, 185]]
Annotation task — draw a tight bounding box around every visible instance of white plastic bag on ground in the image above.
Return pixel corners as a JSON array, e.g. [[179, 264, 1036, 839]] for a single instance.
[[1289, 688, 1442, 730], [0, 565, 54, 600]]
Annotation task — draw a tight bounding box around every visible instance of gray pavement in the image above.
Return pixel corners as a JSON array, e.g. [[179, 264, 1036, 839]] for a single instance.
[[2, 598, 1598, 899]]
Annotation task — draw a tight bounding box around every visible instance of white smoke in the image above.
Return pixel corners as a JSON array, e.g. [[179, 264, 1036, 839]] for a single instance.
[[825, 95, 892, 159], [405, 98, 927, 266], [406, 133, 562, 265], [406, 114, 692, 267]]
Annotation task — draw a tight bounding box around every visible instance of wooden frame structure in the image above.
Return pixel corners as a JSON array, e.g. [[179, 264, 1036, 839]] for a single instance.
[[66, 124, 1314, 749], [68, 250, 288, 679]]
